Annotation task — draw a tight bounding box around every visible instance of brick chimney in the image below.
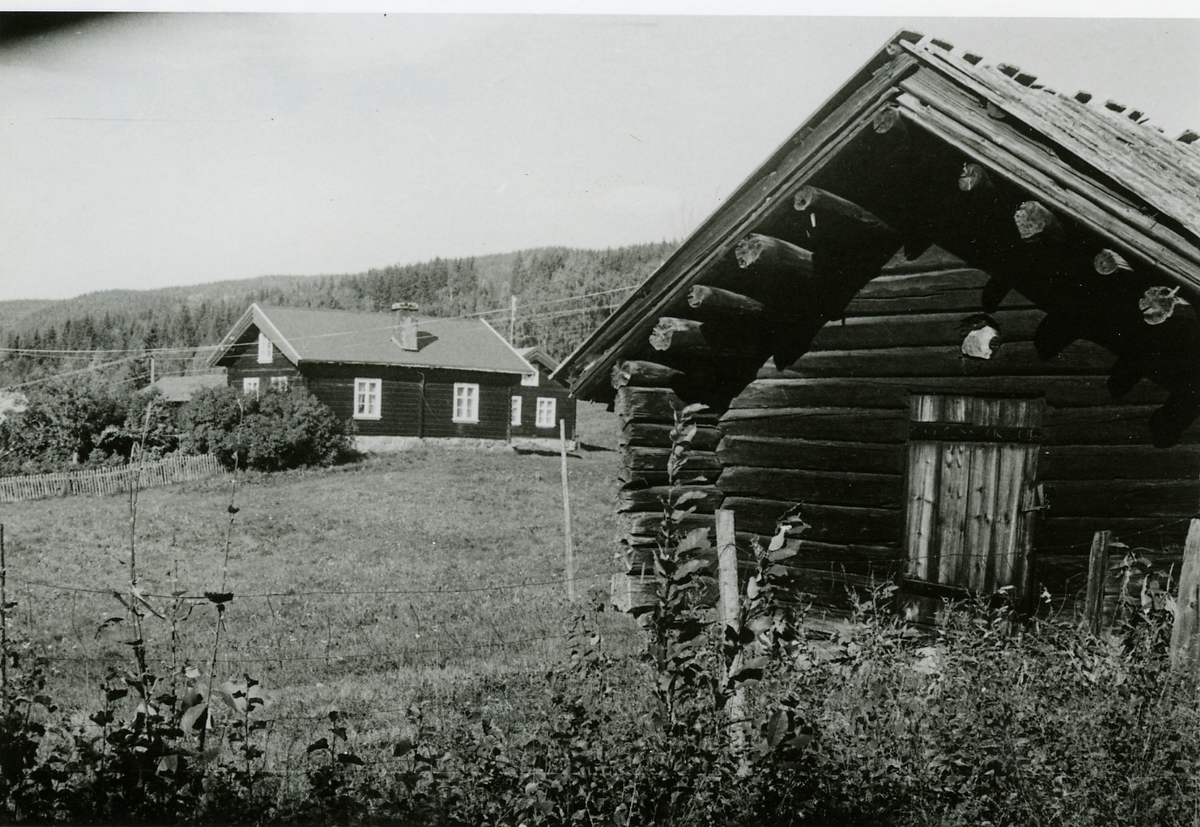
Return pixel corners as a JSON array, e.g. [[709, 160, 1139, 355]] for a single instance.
[[391, 302, 419, 351]]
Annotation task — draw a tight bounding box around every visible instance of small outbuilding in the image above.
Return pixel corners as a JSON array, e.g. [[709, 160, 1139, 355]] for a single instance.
[[555, 32, 1200, 615], [510, 346, 577, 445], [209, 303, 547, 451]]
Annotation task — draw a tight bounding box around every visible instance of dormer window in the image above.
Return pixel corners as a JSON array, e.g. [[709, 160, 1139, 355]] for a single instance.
[[257, 332, 273, 364]]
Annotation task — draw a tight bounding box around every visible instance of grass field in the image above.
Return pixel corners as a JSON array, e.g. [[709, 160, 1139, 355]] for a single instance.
[[0, 402, 644, 763]]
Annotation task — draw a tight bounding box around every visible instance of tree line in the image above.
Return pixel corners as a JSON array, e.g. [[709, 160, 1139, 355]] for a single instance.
[[0, 241, 676, 387]]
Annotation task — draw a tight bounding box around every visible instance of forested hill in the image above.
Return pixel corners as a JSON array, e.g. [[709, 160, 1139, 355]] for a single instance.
[[0, 241, 677, 387]]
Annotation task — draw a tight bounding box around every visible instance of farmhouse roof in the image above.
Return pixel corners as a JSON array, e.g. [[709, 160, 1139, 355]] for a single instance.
[[554, 30, 1200, 426], [149, 373, 226, 402], [208, 303, 537, 377]]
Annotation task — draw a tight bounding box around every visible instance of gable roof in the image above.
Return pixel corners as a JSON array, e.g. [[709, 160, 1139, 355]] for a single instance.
[[208, 303, 536, 377], [149, 373, 226, 402], [555, 31, 1200, 405]]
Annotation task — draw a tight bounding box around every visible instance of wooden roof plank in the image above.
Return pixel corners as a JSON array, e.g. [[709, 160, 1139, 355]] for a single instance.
[[901, 41, 1200, 235]]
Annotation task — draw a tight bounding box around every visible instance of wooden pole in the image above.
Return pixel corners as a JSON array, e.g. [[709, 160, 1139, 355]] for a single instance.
[[1084, 530, 1112, 634], [1, 524, 7, 708], [716, 508, 749, 775], [509, 295, 517, 344], [1169, 519, 1200, 676], [560, 419, 575, 601]]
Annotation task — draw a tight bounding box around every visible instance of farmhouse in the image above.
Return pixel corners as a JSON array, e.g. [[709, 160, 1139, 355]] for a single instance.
[[511, 346, 577, 442], [555, 32, 1200, 614], [209, 302, 576, 449]]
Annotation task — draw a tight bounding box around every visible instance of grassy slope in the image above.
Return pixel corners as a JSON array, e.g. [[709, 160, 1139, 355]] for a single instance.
[[3, 411, 640, 748]]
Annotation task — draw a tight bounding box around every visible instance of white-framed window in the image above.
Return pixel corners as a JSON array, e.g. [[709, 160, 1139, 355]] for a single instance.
[[257, 332, 273, 364], [269, 376, 289, 392], [520, 370, 539, 387], [354, 378, 381, 420], [453, 383, 479, 423], [511, 396, 522, 426], [535, 397, 556, 429], [242, 377, 260, 397]]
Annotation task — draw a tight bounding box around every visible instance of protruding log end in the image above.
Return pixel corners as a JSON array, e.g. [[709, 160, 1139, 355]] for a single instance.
[[687, 285, 765, 316], [958, 162, 992, 193], [611, 360, 684, 390], [648, 317, 705, 354], [1093, 248, 1132, 276], [872, 106, 905, 136], [1014, 201, 1064, 243], [735, 234, 766, 269]]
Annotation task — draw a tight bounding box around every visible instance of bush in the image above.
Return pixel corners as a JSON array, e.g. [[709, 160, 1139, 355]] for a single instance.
[[177, 385, 355, 472], [0, 380, 132, 474]]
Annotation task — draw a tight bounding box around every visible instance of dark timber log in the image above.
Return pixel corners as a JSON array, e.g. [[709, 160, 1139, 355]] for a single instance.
[[1043, 479, 1200, 518], [734, 375, 1168, 410], [770, 340, 1113, 379], [621, 446, 721, 474], [617, 485, 722, 513], [793, 185, 899, 247], [1042, 405, 1200, 446], [1042, 444, 1200, 480], [722, 497, 903, 545], [810, 308, 1042, 351], [717, 435, 904, 475], [1014, 200, 1065, 243], [1038, 517, 1189, 549], [981, 276, 1016, 311], [734, 233, 815, 275], [686, 284, 766, 316], [717, 466, 904, 508], [720, 407, 908, 442], [1094, 248, 1133, 276], [620, 423, 722, 451], [872, 105, 906, 136], [619, 511, 714, 538], [611, 360, 684, 390], [1150, 391, 1200, 448], [648, 317, 708, 356], [845, 270, 1035, 315], [1034, 313, 1089, 359], [1108, 354, 1146, 399], [614, 386, 721, 425], [958, 162, 993, 192]]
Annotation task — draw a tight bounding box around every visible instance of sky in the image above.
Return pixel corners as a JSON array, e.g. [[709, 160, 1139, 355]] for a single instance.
[[2, 7, 1200, 302]]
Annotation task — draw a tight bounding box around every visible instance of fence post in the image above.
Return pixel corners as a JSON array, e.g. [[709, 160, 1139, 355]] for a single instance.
[[715, 508, 749, 775], [1084, 530, 1112, 634], [1169, 519, 1200, 677], [559, 419, 575, 602], [1, 524, 7, 708]]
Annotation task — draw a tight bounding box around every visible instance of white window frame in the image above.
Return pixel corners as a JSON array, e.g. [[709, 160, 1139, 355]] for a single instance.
[[535, 397, 556, 429], [242, 377, 260, 397], [269, 375, 289, 392], [453, 383, 479, 424], [520, 370, 539, 387], [511, 395, 522, 426], [354, 378, 381, 420], [257, 332, 273, 364]]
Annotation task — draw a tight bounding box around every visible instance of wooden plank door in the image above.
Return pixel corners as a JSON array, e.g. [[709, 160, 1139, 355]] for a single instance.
[[905, 394, 1045, 599]]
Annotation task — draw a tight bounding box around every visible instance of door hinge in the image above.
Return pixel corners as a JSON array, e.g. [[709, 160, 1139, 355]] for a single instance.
[[1022, 483, 1049, 513]]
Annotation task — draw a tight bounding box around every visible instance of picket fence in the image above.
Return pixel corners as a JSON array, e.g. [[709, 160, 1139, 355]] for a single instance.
[[0, 454, 224, 503]]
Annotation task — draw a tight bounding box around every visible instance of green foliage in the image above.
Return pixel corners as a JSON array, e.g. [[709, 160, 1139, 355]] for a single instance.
[[177, 385, 356, 472], [0, 379, 133, 474]]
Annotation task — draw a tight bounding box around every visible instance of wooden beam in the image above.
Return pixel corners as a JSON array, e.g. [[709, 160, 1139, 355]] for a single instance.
[[648, 317, 707, 356], [686, 284, 765, 316], [1014, 200, 1064, 243], [1170, 519, 1200, 677], [734, 233, 814, 275], [958, 162, 992, 193], [1093, 248, 1132, 276], [1149, 390, 1200, 448], [871, 105, 906, 137], [792, 185, 898, 246], [1033, 313, 1088, 359], [1084, 531, 1112, 635], [611, 360, 684, 390]]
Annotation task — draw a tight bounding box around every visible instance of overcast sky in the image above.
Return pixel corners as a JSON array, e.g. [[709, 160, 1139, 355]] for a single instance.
[[3, 10, 1199, 303]]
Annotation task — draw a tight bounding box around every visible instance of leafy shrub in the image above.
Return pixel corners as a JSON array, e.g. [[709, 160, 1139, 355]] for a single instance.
[[177, 385, 355, 472], [0, 380, 131, 474]]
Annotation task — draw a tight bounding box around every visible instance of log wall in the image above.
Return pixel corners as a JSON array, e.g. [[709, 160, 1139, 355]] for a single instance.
[[719, 249, 1199, 601]]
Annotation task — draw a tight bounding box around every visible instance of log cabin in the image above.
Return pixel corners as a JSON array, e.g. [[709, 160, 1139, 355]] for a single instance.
[[553, 32, 1200, 616], [209, 303, 548, 450]]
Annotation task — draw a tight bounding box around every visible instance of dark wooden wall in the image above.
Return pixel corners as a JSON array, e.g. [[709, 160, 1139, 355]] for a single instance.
[[221, 328, 303, 387], [716, 250, 1200, 602], [511, 365, 577, 440]]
